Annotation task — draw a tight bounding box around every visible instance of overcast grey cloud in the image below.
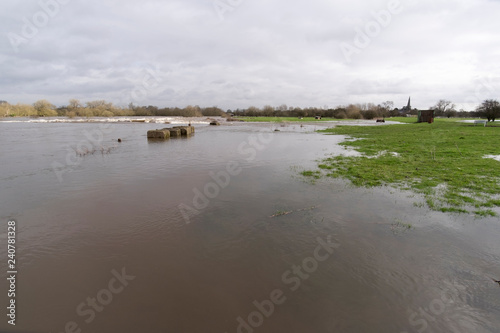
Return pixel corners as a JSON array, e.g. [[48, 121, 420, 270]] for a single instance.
[[1, 0, 499, 110]]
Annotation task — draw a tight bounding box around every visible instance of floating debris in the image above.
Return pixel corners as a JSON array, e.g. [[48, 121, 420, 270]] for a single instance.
[[270, 206, 319, 218]]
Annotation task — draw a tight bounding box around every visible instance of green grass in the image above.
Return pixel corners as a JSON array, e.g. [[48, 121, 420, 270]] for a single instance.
[[236, 117, 345, 122], [236, 116, 481, 124], [305, 119, 500, 216], [387, 117, 480, 124], [301, 170, 322, 179], [385, 116, 419, 123]]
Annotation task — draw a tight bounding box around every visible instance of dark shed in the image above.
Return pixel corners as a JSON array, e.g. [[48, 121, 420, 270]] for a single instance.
[[418, 110, 435, 123]]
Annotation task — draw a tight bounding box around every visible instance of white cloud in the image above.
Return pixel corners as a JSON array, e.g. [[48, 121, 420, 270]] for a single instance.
[[1, 0, 500, 110]]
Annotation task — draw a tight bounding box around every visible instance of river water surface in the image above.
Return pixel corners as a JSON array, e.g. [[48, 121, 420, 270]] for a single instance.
[[0, 118, 499, 333]]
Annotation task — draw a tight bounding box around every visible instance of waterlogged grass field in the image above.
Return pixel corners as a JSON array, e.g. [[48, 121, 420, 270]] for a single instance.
[[236, 116, 338, 122], [389, 116, 479, 123], [236, 116, 479, 123], [304, 119, 500, 217]]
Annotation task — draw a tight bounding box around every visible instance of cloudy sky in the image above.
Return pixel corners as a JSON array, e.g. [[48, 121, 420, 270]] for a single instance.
[[1, 0, 499, 110]]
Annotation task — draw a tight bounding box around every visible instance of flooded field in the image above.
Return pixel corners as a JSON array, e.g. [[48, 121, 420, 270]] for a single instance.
[[0, 118, 499, 333]]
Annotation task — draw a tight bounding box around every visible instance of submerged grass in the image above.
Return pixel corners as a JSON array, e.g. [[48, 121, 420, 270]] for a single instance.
[[391, 219, 414, 234], [305, 119, 500, 216]]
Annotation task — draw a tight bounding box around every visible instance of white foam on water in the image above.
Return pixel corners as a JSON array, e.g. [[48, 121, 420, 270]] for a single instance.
[[0, 116, 216, 124]]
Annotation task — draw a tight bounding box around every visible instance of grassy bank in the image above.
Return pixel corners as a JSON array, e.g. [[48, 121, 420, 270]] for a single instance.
[[236, 116, 481, 123], [303, 119, 500, 216], [235, 116, 340, 122], [389, 117, 480, 123]]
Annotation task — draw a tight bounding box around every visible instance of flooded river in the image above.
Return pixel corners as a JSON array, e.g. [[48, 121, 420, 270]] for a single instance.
[[0, 118, 499, 333]]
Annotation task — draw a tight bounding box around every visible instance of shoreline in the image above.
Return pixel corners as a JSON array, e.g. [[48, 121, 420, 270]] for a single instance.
[[0, 116, 406, 126], [0, 116, 221, 124]]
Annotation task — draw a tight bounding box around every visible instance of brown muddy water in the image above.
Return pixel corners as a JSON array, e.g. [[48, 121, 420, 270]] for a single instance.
[[0, 118, 500, 333]]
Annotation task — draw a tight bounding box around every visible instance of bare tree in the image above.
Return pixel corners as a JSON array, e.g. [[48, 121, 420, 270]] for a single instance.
[[477, 99, 500, 122], [33, 100, 57, 117], [432, 99, 455, 117], [86, 100, 113, 110], [0, 101, 10, 117], [68, 99, 82, 109], [262, 105, 274, 116], [277, 104, 288, 112], [381, 101, 394, 111]]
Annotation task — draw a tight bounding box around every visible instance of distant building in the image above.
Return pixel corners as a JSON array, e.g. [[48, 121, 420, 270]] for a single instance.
[[399, 97, 411, 114], [398, 97, 434, 122]]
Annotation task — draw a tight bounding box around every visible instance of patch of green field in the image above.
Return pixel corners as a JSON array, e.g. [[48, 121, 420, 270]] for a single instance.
[[236, 116, 481, 124], [385, 117, 419, 123], [236, 117, 340, 122], [307, 119, 500, 216], [387, 117, 480, 124]]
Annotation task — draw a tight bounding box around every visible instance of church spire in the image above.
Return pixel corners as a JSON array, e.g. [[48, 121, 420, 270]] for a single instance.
[[407, 96, 411, 110]]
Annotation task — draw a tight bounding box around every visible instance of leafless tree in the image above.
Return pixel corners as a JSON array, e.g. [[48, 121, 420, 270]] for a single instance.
[[477, 99, 500, 122], [432, 99, 455, 117]]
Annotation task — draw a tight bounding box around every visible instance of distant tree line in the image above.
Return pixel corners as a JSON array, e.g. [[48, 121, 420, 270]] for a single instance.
[[230, 103, 395, 119], [0, 99, 227, 118], [230, 100, 490, 119], [427, 99, 500, 121], [0, 98, 499, 121]]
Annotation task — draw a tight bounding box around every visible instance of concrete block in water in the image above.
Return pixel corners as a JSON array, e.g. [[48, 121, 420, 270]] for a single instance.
[[148, 126, 195, 139], [168, 128, 182, 137], [147, 129, 170, 139], [173, 126, 194, 135]]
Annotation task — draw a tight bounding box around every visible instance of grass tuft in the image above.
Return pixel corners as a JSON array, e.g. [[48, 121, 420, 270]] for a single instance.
[[301, 170, 322, 179]]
